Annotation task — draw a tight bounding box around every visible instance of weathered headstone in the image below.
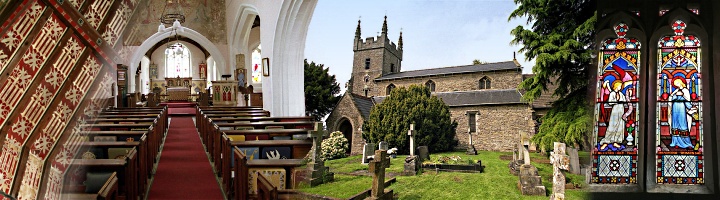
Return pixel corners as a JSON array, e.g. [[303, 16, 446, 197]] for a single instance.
[[366, 150, 393, 200], [307, 122, 334, 186], [362, 143, 377, 164], [516, 133, 545, 196], [550, 142, 570, 200], [518, 164, 546, 196], [378, 141, 389, 151], [416, 146, 429, 162], [567, 147, 580, 175], [407, 124, 415, 156], [403, 155, 419, 176], [467, 128, 477, 155]]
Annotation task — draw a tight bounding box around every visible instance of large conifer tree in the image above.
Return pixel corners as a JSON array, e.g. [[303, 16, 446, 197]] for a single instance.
[[509, 0, 596, 151], [304, 59, 340, 121]]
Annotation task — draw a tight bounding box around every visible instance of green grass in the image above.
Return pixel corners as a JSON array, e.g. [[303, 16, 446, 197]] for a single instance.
[[298, 151, 590, 199]]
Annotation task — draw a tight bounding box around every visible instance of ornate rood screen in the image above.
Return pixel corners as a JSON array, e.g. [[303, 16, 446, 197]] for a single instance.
[[592, 20, 704, 185]]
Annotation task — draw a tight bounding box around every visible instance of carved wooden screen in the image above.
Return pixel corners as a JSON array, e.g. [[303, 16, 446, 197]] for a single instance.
[[0, 0, 138, 199], [656, 20, 704, 184], [592, 22, 640, 184]]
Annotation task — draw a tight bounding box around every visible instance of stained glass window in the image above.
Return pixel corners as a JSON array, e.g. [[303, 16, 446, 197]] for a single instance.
[[479, 77, 491, 89], [425, 80, 435, 92], [656, 20, 703, 184], [165, 43, 191, 78], [386, 84, 395, 95], [592, 22, 640, 184], [252, 45, 262, 84]]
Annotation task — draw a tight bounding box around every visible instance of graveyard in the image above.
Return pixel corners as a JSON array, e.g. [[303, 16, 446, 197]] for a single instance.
[[298, 150, 590, 199]]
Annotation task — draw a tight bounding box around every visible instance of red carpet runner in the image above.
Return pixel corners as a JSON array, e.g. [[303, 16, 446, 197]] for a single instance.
[[147, 116, 224, 199]]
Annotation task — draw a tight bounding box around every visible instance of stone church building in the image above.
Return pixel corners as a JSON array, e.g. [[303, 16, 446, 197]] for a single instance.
[[326, 17, 553, 155]]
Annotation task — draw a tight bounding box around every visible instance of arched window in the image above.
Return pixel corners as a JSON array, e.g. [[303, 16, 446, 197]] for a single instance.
[[251, 45, 262, 84], [592, 22, 640, 184], [478, 76, 491, 89], [165, 43, 191, 78], [425, 80, 436, 92], [655, 20, 703, 184], [386, 84, 395, 95]]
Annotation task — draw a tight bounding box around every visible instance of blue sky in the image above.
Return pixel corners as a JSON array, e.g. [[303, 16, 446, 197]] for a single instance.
[[304, 0, 533, 92]]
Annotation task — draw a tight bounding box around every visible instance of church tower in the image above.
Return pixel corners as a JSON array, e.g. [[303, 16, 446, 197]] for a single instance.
[[350, 16, 403, 97]]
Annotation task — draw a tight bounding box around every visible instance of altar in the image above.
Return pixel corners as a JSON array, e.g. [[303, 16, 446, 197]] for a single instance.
[[166, 76, 192, 101]]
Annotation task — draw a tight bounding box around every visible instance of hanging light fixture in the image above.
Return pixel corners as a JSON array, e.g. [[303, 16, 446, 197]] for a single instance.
[[160, 0, 185, 26]]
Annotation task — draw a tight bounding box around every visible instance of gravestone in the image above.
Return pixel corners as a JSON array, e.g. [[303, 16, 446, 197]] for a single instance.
[[378, 141, 388, 151], [516, 135, 545, 196], [362, 143, 377, 164], [307, 122, 334, 186], [407, 124, 415, 155], [416, 146, 429, 162], [567, 147, 580, 175], [366, 150, 393, 200], [404, 124, 419, 175], [509, 133, 529, 176], [467, 131, 477, 155], [550, 142, 570, 200]]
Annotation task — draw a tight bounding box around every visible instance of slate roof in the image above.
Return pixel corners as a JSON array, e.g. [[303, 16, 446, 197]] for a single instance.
[[375, 61, 520, 81], [350, 93, 374, 119], [372, 89, 524, 107]]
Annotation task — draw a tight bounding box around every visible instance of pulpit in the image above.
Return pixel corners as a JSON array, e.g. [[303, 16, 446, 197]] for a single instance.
[[211, 81, 238, 106]]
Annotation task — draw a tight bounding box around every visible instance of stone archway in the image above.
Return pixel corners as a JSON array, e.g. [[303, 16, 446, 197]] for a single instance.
[[338, 118, 353, 154]]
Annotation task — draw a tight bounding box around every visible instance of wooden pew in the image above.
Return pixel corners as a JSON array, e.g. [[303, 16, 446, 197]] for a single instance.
[[68, 147, 138, 200], [62, 172, 119, 200], [211, 128, 310, 167], [232, 147, 307, 200], [200, 116, 312, 149], [77, 137, 149, 200], [256, 172, 278, 200], [219, 133, 312, 198]]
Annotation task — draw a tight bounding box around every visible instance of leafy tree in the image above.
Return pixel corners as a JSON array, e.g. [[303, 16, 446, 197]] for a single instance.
[[472, 59, 487, 65], [509, 0, 596, 151], [363, 85, 458, 154], [304, 59, 340, 121]]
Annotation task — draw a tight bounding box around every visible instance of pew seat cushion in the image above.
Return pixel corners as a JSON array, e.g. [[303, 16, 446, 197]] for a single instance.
[[108, 148, 132, 159], [261, 147, 291, 159], [237, 147, 260, 160], [292, 134, 308, 140], [94, 136, 116, 142], [248, 168, 286, 195], [84, 172, 113, 193], [272, 136, 292, 140], [228, 135, 246, 142], [235, 126, 254, 130], [265, 126, 284, 129]]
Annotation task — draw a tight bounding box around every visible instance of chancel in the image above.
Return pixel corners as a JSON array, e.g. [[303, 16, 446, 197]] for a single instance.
[[0, 0, 316, 199]]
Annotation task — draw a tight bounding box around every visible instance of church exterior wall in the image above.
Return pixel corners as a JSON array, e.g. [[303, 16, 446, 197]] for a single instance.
[[325, 95, 366, 155], [375, 69, 523, 94], [450, 104, 535, 152]]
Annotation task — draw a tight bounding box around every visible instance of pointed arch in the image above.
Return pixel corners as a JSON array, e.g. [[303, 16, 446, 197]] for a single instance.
[[425, 80, 436, 92], [386, 84, 396, 95], [479, 76, 491, 89]]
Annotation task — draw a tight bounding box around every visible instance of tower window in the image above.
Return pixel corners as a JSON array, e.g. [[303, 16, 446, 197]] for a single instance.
[[386, 84, 395, 95], [365, 58, 371, 70], [390, 63, 395, 73], [479, 76, 491, 89], [364, 89, 368, 97], [364, 75, 370, 83], [425, 80, 436, 92]]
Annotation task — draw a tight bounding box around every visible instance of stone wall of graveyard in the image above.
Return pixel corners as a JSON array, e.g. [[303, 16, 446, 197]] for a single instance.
[[326, 95, 366, 155], [450, 104, 536, 151], [374, 69, 523, 94]]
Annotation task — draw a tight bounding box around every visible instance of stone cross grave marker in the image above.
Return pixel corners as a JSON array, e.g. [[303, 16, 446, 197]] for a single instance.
[[362, 143, 377, 164], [550, 142, 570, 200], [378, 141, 388, 151], [307, 122, 327, 163], [369, 150, 391, 200], [408, 124, 415, 156]]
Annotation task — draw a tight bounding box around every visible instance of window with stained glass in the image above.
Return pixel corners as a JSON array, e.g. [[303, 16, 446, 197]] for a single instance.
[[252, 45, 262, 84], [165, 43, 191, 78], [656, 20, 703, 184], [592, 22, 640, 184]]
